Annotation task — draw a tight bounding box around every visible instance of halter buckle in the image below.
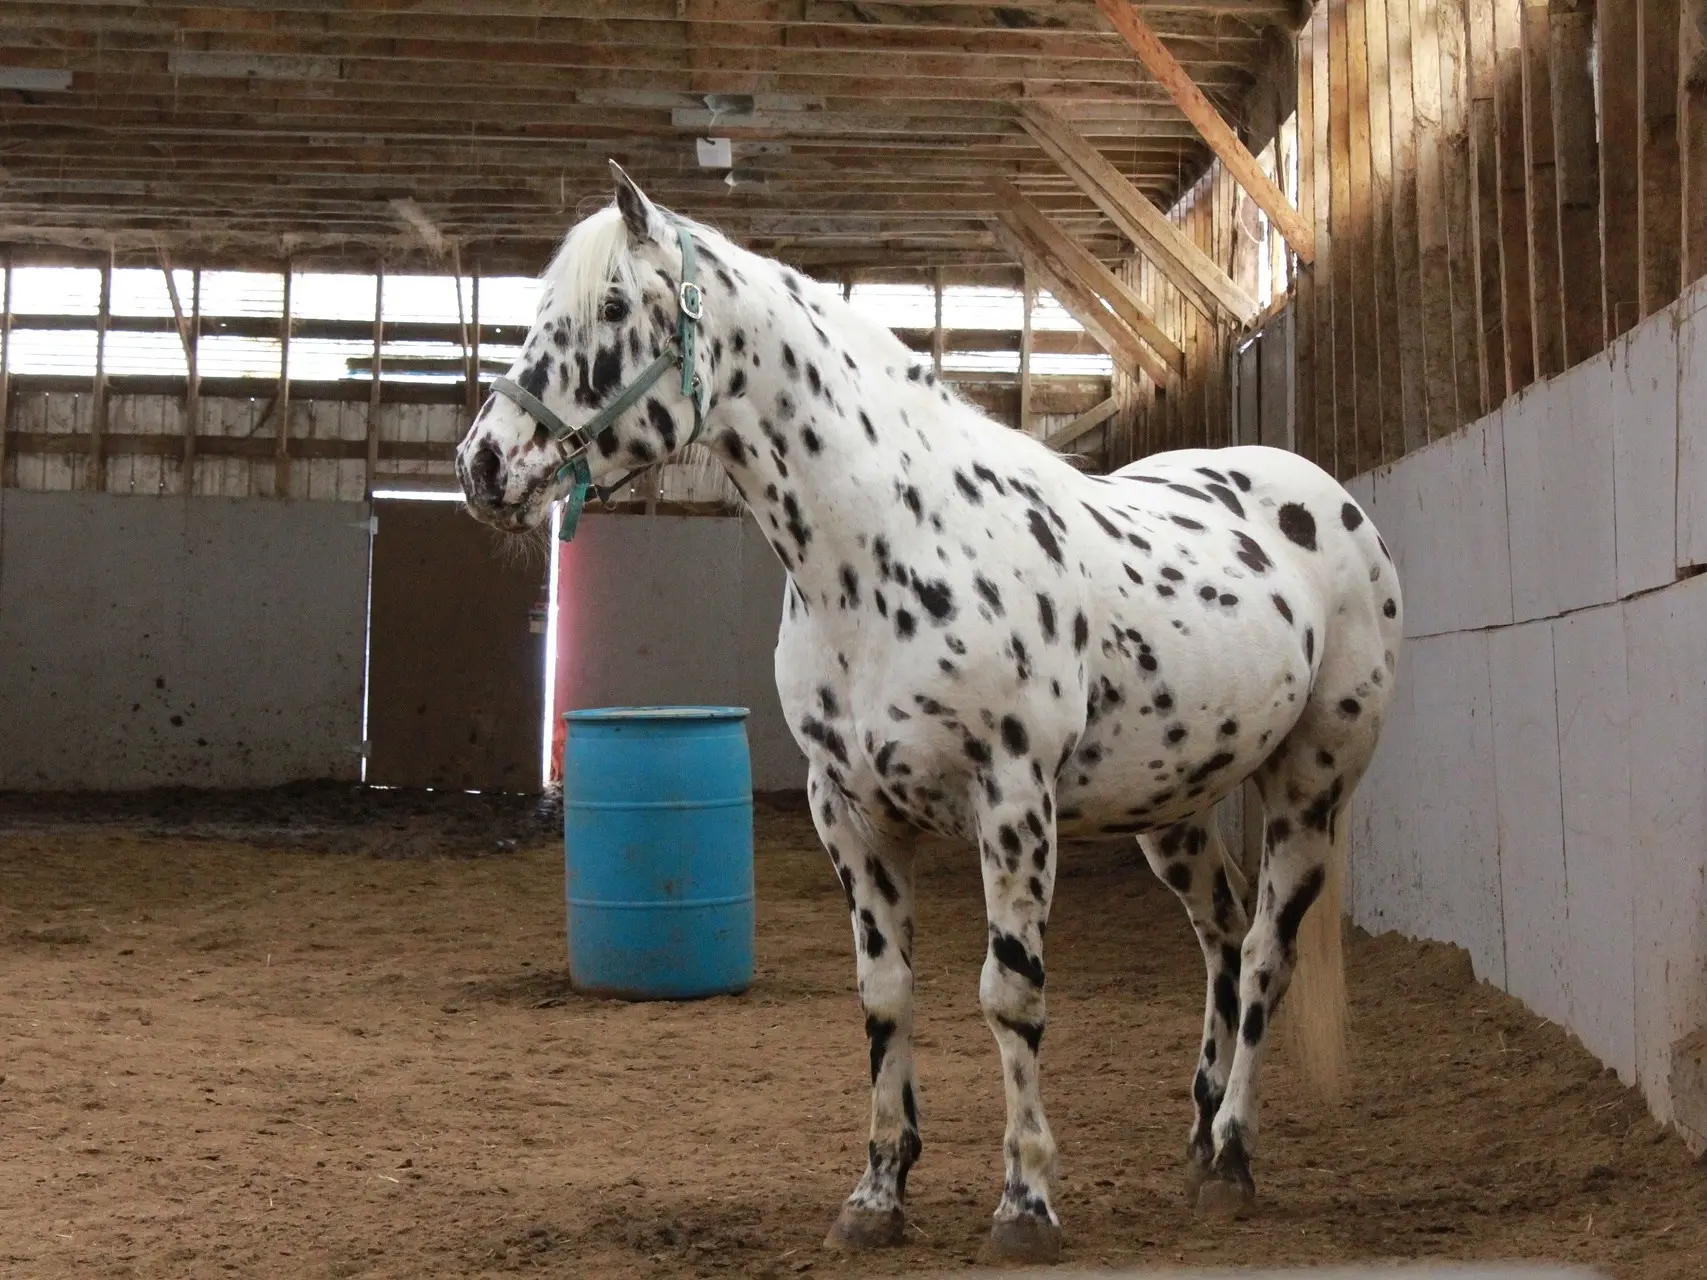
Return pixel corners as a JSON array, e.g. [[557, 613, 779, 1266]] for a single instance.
[[678, 280, 704, 322]]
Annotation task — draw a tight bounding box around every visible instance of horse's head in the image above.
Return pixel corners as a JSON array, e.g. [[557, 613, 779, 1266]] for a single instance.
[[457, 163, 709, 532]]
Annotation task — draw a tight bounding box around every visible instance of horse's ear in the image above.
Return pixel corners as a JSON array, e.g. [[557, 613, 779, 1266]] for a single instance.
[[610, 160, 663, 245]]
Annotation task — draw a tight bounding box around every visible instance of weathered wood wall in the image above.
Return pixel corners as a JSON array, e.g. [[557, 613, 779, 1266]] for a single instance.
[[1291, 0, 1706, 476]]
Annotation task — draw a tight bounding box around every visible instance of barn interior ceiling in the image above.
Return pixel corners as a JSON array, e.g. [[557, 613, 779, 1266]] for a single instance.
[[0, 0, 1303, 275]]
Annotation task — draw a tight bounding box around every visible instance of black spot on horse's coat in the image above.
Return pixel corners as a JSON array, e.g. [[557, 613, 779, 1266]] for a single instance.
[[1026, 509, 1064, 565], [963, 735, 992, 766], [781, 343, 798, 376], [973, 575, 1003, 615], [1339, 697, 1361, 718], [894, 609, 917, 639], [1165, 862, 1193, 893], [1278, 502, 1318, 550], [1342, 501, 1365, 531], [990, 931, 1045, 987], [954, 470, 982, 503], [1273, 593, 1294, 624], [800, 425, 822, 454], [1234, 531, 1272, 573], [1200, 585, 1218, 601], [645, 398, 677, 450], [1172, 515, 1205, 531], [1168, 483, 1213, 503], [590, 344, 622, 400], [1000, 715, 1029, 756], [1229, 470, 1252, 492], [1195, 466, 1229, 484], [899, 485, 923, 521], [914, 578, 954, 621], [1036, 594, 1057, 641], [858, 410, 877, 443], [1083, 504, 1122, 538], [1072, 611, 1089, 653], [997, 1015, 1044, 1053], [972, 463, 1006, 494], [1205, 483, 1246, 517], [1214, 969, 1239, 1030], [1161, 566, 1184, 581], [1124, 563, 1145, 586], [1276, 866, 1327, 953], [1384, 597, 1398, 618], [866, 1014, 896, 1082], [1241, 1003, 1266, 1045], [1304, 627, 1316, 665], [799, 716, 849, 765]]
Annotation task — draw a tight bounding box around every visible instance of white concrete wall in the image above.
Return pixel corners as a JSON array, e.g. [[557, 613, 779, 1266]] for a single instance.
[[0, 491, 370, 788], [1343, 278, 1707, 1149], [552, 512, 805, 792]]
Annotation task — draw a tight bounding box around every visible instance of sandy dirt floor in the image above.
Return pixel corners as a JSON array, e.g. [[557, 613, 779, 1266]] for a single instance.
[[1, 788, 1703, 1279]]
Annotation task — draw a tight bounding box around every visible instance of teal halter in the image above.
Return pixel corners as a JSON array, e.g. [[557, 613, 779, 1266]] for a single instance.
[[489, 220, 710, 541]]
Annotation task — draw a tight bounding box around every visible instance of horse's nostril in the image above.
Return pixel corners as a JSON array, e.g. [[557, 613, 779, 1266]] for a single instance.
[[469, 443, 503, 502]]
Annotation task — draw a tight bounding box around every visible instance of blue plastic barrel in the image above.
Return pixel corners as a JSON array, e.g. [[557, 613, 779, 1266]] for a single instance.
[[560, 706, 755, 1000]]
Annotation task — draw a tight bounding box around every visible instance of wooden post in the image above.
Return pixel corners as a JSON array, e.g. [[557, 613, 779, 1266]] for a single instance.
[[366, 262, 384, 499], [275, 262, 292, 498], [1439, 0, 1486, 421], [1638, 0, 1683, 317], [90, 250, 112, 492], [1685, 0, 1707, 285], [1551, 0, 1605, 366], [1600, 0, 1643, 339], [469, 271, 481, 419], [1296, 14, 1319, 466], [160, 253, 200, 493], [0, 252, 10, 490], [1468, 0, 1509, 408], [1495, 0, 1538, 393], [1522, 0, 1567, 378], [1018, 268, 1035, 435], [931, 267, 945, 379]]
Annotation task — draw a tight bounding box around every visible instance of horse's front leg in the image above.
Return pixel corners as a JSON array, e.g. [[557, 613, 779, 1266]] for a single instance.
[[973, 766, 1062, 1264], [810, 770, 921, 1251]]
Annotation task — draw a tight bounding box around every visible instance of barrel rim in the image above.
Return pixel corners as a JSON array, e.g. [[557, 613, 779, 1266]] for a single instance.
[[564, 705, 750, 723]]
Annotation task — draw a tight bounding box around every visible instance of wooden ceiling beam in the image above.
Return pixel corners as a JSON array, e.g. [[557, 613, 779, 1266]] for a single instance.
[[990, 216, 1173, 387], [1091, 0, 1315, 260], [987, 177, 1185, 371], [1018, 100, 1260, 321]]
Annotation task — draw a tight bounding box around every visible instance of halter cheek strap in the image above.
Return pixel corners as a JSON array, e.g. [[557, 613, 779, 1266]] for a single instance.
[[489, 220, 711, 541]]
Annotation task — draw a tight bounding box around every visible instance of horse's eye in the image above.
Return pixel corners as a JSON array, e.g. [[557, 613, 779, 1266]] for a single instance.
[[601, 298, 628, 324]]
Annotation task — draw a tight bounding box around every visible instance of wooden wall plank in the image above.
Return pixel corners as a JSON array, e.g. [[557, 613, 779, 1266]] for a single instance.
[[1551, 1, 1606, 366], [1386, 0, 1431, 453], [1600, 0, 1644, 339], [1330, 0, 1359, 473], [1494, 0, 1538, 394], [1521, 0, 1566, 378], [1467, 0, 1508, 407], [1638, 0, 1684, 316], [1439, 0, 1488, 420], [1296, 13, 1320, 467], [1367, 0, 1406, 465], [1412, 0, 1462, 438], [1348, 0, 1382, 472], [1685, 6, 1707, 286], [1312, 4, 1337, 470]]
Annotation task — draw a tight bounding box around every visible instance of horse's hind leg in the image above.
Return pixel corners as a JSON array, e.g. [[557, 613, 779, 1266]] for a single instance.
[[1197, 680, 1383, 1215], [1138, 818, 1251, 1201], [810, 770, 922, 1251]]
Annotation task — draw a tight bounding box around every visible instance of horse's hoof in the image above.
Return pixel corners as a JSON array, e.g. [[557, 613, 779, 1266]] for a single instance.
[[822, 1204, 905, 1251], [1193, 1175, 1255, 1219], [977, 1215, 1063, 1266], [1183, 1154, 1212, 1204]]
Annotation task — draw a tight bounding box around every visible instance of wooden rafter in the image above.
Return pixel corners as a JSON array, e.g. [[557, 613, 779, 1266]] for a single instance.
[[987, 178, 1185, 373], [1017, 102, 1260, 324], [1091, 0, 1316, 262], [989, 218, 1172, 388]]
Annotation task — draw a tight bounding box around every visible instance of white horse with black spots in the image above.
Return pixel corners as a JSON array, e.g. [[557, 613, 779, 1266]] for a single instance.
[[457, 164, 1403, 1264]]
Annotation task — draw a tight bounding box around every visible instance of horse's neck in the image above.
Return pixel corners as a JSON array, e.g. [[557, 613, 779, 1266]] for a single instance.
[[702, 264, 960, 596]]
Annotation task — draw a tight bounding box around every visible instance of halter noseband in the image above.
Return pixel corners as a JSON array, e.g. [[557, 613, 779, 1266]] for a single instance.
[[488, 219, 710, 541]]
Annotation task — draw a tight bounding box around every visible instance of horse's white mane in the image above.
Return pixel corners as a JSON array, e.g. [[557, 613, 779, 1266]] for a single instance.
[[542, 202, 735, 330], [541, 206, 636, 329]]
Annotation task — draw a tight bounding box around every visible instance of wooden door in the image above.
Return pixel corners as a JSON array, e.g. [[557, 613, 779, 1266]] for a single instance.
[[365, 498, 545, 791]]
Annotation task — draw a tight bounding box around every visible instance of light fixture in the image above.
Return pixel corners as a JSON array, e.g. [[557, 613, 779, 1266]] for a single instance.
[[696, 137, 733, 169], [0, 67, 72, 92]]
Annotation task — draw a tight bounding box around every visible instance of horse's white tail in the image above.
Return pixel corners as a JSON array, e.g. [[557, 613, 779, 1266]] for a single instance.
[[1278, 812, 1350, 1101]]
